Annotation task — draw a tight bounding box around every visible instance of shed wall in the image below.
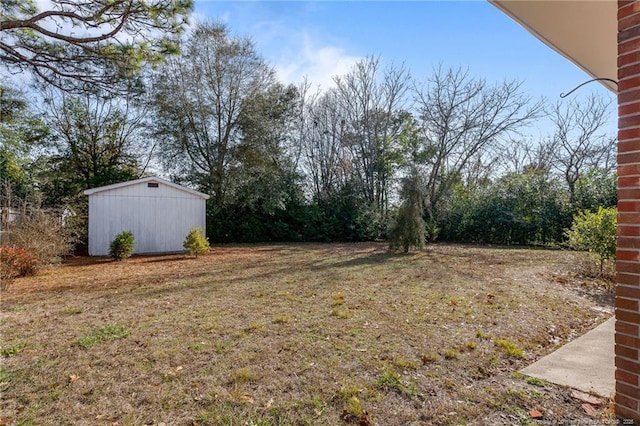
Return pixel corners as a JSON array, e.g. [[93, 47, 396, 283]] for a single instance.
[[88, 182, 206, 256]]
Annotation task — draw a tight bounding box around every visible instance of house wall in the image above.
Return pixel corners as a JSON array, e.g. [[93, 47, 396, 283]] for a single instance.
[[88, 181, 206, 256], [617, 1, 640, 421]]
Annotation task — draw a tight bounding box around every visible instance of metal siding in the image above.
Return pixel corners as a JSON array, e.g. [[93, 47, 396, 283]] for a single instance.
[[87, 181, 206, 256]]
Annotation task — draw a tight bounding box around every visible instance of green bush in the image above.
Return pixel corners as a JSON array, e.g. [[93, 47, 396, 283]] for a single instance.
[[109, 231, 135, 261], [566, 207, 617, 276], [436, 172, 571, 245], [183, 227, 209, 257]]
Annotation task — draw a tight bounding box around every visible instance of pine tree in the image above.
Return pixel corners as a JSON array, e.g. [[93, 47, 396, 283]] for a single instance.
[[183, 227, 210, 257], [389, 173, 426, 253]]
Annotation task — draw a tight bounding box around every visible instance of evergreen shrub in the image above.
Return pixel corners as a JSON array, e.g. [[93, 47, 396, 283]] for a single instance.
[[183, 227, 209, 257], [109, 231, 135, 261]]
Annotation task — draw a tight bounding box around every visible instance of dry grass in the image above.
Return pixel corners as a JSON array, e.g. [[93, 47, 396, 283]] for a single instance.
[[0, 243, 614, 425]]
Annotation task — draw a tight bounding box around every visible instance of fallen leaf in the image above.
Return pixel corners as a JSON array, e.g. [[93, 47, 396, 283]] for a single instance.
[[359, 411, 372, 426], [69, 374, 79, 383], [571, 390, 602, 406], [581, 403, 598, 417], [529, 409, 543, 419], [0, 418, 14, 426]]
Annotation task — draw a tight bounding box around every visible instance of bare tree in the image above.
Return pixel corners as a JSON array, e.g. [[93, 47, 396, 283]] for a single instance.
[[150, 23, 275, 207], [547, 94, 616, 203], [495, 138, 554, 176], [334, 56, 411, 215], [299, 88, 350, 201], [0, 0, 192, 91], [39, 84, 151, 195], [414, 66, 543, 219]]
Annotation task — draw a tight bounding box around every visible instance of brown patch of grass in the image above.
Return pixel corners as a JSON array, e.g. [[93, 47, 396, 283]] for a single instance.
[[0, 243, 614, 424]]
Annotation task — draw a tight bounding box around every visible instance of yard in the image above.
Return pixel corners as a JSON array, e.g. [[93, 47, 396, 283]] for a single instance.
[[0, 243, 614, 425]]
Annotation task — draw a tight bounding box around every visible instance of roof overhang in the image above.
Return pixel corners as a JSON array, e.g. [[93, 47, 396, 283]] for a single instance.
[[489, 0, 617, 93], [83, 176, 210, 199]]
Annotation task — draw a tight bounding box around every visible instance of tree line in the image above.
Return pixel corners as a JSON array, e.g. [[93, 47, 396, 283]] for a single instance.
[[1, 19, 616, 247]]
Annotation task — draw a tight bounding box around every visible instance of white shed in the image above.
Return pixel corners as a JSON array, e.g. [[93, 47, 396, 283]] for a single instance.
[[84, 177, 209, 256]]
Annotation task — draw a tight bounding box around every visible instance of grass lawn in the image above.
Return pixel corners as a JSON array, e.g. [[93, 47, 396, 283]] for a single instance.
[[0, 243, 614, 425]]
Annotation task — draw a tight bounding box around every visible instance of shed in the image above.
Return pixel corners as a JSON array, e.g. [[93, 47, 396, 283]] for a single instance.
[[84, 177, 209, 256]]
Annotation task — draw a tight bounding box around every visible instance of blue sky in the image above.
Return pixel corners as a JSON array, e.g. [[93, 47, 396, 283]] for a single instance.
[[193, 1, 617, 136], [3, 1, 616, 137]]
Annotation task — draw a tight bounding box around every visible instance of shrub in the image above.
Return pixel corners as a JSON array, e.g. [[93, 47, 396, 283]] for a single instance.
[[494, 339, 525, 359], [435, 173, 571, 245], [3, 205, 77, 265], [109, 231, 135, 260], [389, 175, 426, 253], [183, 227, 209, 257], [566, 207, 617, 276], [0, 246, 40, 289]]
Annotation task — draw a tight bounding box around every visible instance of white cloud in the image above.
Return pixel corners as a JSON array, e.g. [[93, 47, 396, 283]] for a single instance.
[[274, 34, 362, 91]]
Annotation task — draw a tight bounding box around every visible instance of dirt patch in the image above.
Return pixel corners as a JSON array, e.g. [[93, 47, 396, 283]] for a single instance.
[[0, 243, 614, 425]]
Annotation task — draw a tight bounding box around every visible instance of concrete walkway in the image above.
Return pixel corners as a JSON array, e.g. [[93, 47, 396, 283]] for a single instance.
[[520, 317, 615, 397]]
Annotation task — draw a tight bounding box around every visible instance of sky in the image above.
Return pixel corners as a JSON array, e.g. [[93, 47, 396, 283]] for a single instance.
[[3, 1, 617, 138], [192, 0, 617, 137]]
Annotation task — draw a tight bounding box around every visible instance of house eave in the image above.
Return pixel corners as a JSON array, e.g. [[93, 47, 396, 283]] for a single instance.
[[490, 0, 617, 93]]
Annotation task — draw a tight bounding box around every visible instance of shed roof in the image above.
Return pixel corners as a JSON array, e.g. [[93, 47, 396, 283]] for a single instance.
[[83, 177, 210, 199], [490, 0, 617, 93]]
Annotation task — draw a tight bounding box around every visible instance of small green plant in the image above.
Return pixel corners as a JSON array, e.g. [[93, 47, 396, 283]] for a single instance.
[[475, 330, 492, 340], [331, 292, 345, 306], [1, 341, 27, 357], [526, 376, 547, 387], [244, 322, 263, 333], [189, 341, 208, 351], [109, 231, 135, 260], [338, 383, 360, 400], [183, 227, 209, 257], [495, 339, 525, 359], [273, 314, 291, 324], [214, 342, 228, 354], [339, 394, 372, 425], [566, 207, 617, 276], [421, 352, 439, 364], [466, 341, 477, 350], [345, 396, 364, 417], [0, 367, 13, 383], [77, 324, 131, 349], [393, 357, 418, 370], [376, 367, 416, 397], [443, 349, 460, 360], [511, 371, 526, 380], [233, 367, 254, 384], [376, 367, 403, 392], [331, 308, 350, 319]]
